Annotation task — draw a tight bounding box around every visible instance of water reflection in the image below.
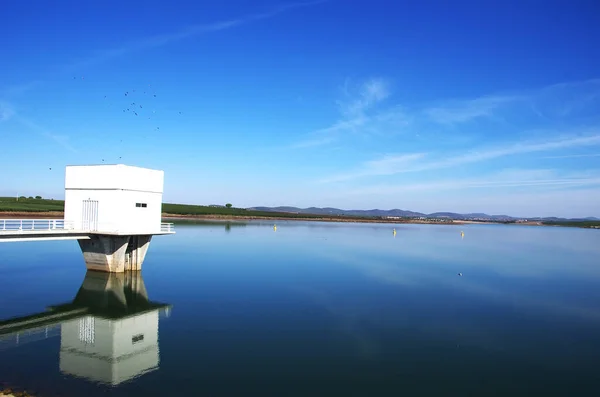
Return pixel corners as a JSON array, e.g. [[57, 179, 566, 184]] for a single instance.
[[0, 271, 171, 386], [169, 219, 248, 230]]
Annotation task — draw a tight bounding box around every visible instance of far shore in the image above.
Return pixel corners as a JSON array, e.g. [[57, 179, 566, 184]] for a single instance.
[[2, 211, 598, 229], [161, 213, 470, 225], [0, 211, 469, 225]]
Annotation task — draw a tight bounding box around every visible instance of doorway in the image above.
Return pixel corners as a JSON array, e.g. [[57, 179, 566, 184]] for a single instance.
[[81, 199, 99, 231]]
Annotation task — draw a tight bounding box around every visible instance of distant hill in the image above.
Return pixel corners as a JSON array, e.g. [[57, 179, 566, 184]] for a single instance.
[[1, 196, 596, 223], [249, 206, 426, 218], [247, 206, 598, 222]]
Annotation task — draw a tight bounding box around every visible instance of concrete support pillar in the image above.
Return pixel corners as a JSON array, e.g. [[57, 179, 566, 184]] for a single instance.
[[72, 270, 150, 310], [124, 235, 152, 271], [78, 235, 153, 273]]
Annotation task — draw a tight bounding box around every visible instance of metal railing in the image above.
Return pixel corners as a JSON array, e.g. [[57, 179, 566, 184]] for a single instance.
[[0, 325, 61, 352], [83, 222, 175, 233], [0, 219, 75, 232], [0, 219, 175, 234], [161, 223, 175, 233]]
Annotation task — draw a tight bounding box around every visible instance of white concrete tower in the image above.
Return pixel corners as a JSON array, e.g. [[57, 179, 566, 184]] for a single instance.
[[64, 164, 174, 272]]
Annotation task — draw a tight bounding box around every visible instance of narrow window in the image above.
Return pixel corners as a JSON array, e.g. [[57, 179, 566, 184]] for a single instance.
[[136, 203, 147, 208]]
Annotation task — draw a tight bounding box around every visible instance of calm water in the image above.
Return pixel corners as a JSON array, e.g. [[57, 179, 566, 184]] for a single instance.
[[1, 221, 600, 396]]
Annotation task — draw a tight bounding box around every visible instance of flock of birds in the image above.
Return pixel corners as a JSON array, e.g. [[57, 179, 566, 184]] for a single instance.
[[47, 76, 186, 171]]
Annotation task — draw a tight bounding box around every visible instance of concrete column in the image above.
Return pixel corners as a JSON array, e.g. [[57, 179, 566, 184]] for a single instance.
[[78, 235, 152, 273], [72, 270, 149, 310], [124, 235, 152, 271]]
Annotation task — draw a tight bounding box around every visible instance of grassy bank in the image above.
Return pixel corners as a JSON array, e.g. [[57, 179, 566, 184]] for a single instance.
[[541, 220, 600, 229]]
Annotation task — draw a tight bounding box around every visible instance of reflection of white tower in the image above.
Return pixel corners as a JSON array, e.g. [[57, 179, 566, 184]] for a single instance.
[[54, 271, 168, 386]]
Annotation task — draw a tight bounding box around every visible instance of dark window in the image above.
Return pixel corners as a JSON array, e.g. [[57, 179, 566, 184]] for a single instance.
[[132, 334, 144, 344], [135, 203, 148, 208]]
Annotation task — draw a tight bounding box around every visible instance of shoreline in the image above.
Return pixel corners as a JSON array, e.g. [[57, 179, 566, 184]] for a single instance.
[[6, 212, 594, 228], [0, 211, 468, 225], [159, 213, 469, 225]]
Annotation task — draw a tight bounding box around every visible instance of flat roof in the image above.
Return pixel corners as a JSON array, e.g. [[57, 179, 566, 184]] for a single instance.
[[65, 164, 162, 172]]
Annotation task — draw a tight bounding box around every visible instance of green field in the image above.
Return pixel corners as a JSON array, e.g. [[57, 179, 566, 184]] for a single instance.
[[0, 197, 356, 220], [541, 220, 600, 228], [0, 197, 65, 212], [161, 203, 346, 219]]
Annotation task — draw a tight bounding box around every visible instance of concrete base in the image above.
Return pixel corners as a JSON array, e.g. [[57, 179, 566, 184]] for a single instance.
[[78, 235, 153, 273]]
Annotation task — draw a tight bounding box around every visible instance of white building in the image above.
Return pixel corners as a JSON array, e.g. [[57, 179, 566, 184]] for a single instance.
[[64, 164, 164, 235], [58, 271, 169, 385], [59, 312, 161, 385]]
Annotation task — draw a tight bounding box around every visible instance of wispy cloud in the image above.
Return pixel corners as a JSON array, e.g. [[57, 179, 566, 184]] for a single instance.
[[7, 110, 78, 153], [535, 78, 600, 118], [344, 168, 600, 196], [289, 116, 369, 148], [0, 101, 15, 122], [337, 77, 391, 117], [63, 0, 328, 72], [541, 153, 600, 159], [290, 77, 600, 149], [0, 81, 43, 98], [2, 1, 328, 95], [2, 1, 327, 152], [315, 167, 600, 217], [423, 95, 520, 125], [320, 132, 600, 183], [290, 77, 404, 148], [290, 135, 338, 149]]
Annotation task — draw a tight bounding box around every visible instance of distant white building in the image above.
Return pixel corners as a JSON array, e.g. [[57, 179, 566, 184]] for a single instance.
[[64, 164, 164, 235]]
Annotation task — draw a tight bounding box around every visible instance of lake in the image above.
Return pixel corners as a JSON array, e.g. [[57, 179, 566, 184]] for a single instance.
[[1, 221, 599, 396]]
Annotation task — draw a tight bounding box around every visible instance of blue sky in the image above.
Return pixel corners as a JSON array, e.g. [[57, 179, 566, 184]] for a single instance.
[[1, 0, 600, 218]]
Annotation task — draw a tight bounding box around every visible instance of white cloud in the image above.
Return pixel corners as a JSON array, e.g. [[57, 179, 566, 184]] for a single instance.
[[541, 153, 600, 159], [423, 95, 519, 125], [290, 135, 337, 149], [0, 101, 15, 122], [314, 166, 600, 217], [344, 169, 600, 196], [338, 77, 391, 117], [11, 114, 78, 153], [289, 77, 400, 148], [534, 78, 600, 118], [0, 81, 42, 98], [345, 153, 428, 179], [63, 0, 328, 71], [3, 1, 328, 94], [320, 133, 600, 182], [291, 77, 600, 150], [319, 184, 600, 218]]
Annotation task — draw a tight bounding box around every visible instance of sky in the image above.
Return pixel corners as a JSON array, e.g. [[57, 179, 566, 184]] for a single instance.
[[1, 0, 600, 218]]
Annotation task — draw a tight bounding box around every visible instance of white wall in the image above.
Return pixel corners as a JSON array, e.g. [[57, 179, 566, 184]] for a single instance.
[[64, 164, 164, 234], [120, 190, 162, 234], [65, 165, 164, 193], [59, 312, 160, 385]]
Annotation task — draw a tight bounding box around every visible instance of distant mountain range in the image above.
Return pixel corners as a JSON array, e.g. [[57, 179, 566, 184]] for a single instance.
[[247, 206, 599, 222]]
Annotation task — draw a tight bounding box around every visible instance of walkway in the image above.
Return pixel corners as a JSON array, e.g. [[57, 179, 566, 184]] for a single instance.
[[0, 219, 175, 242]]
